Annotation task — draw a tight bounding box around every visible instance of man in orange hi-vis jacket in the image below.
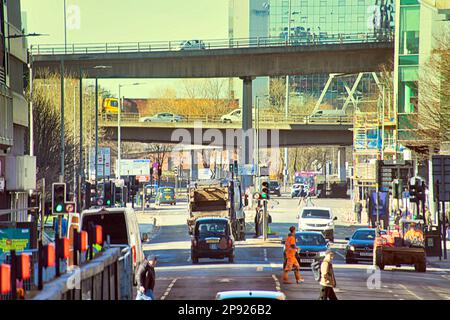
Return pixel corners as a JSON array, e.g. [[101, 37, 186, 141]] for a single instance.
[[283, 226, 304, 284]]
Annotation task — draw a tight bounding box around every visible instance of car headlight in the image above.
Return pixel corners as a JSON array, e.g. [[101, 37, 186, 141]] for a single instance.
[[349, 245, 355, 251], [327, 221, 334, 227]]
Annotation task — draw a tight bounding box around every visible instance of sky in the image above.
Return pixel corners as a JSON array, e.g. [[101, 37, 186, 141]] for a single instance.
[[21, 0, 230, 98]]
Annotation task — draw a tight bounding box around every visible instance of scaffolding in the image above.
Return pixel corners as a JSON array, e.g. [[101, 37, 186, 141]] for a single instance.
[[352, 82, 398, 202]]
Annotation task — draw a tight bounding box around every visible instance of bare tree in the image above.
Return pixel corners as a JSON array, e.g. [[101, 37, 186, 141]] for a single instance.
[[418, 29, 450, 152]]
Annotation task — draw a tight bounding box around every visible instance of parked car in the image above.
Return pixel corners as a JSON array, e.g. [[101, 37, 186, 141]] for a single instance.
[[139, 112, 185, 123], [345, 228, 385, 264], [191, 217, 235, 264], [283, 231, 329, 268], [176, 39, 206, 50], [269, 181, 281, 197], [155, 187, 176, 206], [216, 290, 286, 300], [297, 207, 337, 242]]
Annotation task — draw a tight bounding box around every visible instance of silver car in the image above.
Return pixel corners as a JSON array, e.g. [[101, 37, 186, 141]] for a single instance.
[[139, 112, 185, 123], [176, 40, 206, 50]]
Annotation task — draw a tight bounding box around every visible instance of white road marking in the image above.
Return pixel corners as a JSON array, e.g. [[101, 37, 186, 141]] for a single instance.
[[256, 266, 264, 272], [264, 249, 268, 262], [399, 284, 423, 300], [426, 286, 450, 300], [335, 250, 346, 259], [160, 278, 177, 300], [272, 274, 281, 292]]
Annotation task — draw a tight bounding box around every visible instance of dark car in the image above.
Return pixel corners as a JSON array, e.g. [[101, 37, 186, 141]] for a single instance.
[[191, 217, 235, 264], [269, 181, 281, 197], [283, 231, 329, 268], [155, 187, 176, 205], [345, 228, 386, 264]]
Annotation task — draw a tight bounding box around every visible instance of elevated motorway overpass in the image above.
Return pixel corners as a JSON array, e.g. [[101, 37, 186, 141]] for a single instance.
[[31, 34, 393, 78], [100, 115, 353, 148]]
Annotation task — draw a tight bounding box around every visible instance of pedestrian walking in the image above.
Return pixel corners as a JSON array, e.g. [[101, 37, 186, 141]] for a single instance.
[[282, 226, 304, 284], [135, 255, 157, 300], [297, 186, 307, 207], [319, 250, 338, 300], [254, 207, 262, 238], [354, 200, 362, 224]]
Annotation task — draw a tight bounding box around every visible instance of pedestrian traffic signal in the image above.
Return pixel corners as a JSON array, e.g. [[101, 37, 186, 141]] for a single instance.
[[261, 181, 269, 200], [52, 183, 66, 214], [409, 178, 418, 203], [115, 185, 123, 206], [392, 179, 402, 199]]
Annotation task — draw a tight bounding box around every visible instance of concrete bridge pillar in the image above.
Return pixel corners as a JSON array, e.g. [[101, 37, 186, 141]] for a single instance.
[[190, 150, 198, 182], [240, 76, 255, 191], [338, 147, 347, 182]]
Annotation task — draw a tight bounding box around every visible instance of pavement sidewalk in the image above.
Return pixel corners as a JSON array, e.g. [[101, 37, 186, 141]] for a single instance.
[[427, 240, 450, 269]]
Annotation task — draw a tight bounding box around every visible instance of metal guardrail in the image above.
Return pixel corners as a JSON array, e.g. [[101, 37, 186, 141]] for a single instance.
[[99, 113, 353, 125], [30, 32, 393, 55]]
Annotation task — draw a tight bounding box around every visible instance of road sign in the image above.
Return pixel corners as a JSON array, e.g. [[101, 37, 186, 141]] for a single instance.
[[118, 159, 150, 176], [432, 155, 450, 202], [238, 164, 255, 176], [89, 147, 111, 178], [137, 175, 150, 183]]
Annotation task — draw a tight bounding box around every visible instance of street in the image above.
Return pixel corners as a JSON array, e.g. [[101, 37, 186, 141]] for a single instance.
[[139, 195, 450, 300]]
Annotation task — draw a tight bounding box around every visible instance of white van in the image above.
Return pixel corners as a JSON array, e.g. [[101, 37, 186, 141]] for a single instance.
[[81, 207, 144, 275]]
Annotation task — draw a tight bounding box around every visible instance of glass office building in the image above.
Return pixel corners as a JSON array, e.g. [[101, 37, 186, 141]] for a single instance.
[[267, 0, 395, 109]]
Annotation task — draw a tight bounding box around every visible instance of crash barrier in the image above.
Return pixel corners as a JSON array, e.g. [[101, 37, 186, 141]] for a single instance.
[[31, 246, 133, 300]]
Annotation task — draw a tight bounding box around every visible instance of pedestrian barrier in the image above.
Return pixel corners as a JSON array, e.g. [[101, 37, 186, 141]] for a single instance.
[[31, 247, 127, 300]]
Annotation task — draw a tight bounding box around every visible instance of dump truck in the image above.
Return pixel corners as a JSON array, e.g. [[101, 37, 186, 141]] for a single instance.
[[187, 180, 246, 241]]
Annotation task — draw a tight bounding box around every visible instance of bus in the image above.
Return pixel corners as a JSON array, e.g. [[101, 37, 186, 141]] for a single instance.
[[293, 171, 320, 195]]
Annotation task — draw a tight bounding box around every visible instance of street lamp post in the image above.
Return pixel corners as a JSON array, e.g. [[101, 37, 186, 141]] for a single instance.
[[117, 82, 145, 179]]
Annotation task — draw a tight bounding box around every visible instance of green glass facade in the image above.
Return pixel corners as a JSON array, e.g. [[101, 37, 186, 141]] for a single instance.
[[397, 0, 419, 114], [268, 0, 395, 108]]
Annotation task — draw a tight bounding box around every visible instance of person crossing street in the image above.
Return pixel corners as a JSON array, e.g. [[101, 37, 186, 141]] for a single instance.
[[282, 226, 304, 284]]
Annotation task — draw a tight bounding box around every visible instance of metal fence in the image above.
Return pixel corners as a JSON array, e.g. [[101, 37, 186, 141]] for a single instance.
[[100, 113, 353, 125], [30, 32, 393, 55]]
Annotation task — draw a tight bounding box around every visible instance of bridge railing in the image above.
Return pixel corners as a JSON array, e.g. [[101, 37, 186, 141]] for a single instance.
[[99, 113, 352, 125], [30, 32, 393, 55]]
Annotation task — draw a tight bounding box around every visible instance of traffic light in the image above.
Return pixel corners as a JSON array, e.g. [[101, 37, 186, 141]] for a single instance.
[[52, 183, 66, 214], [104, 181, 113, 207], [261, 181, 270, 200], [114, 185, 123, 206], [84, 182, 92, 209], [409, 178, 418, 203], [392, 179, 402, 199], [157, 163, 162, 177], [28, 192, 40, 215]]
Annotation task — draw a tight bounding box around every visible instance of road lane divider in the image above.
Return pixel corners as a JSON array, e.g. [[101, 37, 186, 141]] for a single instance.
[[398, 284, 423, 300], [160, 278, 178, 300], [272, 274, 281, 292]]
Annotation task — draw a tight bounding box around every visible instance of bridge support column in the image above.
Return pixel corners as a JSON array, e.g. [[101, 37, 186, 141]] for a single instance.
[[190, 150, 198, 182], [338, 147, 347, 183], [240, 76, 255, 191]]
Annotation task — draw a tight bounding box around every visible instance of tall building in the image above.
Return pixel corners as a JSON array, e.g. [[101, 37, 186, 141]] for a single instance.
[[228, 0, 270, 105], [268, 0, 395, 110], [0, 0, 34, 222], [395, 0, 450, 154]]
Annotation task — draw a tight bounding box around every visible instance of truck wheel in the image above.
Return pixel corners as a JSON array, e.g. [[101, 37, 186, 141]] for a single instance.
[[375, 249, 384, 270]]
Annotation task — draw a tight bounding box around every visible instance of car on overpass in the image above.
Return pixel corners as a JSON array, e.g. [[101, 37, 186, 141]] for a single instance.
[[220, 108, 241, 123], [309, 109, 347, 123], [139, 112, 185, 123], [176, 39, 206, 50]]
